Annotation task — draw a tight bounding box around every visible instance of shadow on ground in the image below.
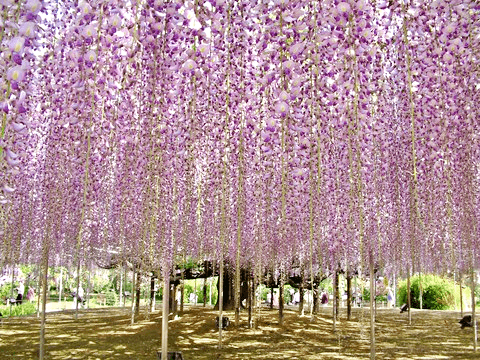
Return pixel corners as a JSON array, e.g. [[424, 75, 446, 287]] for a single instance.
[[0, 305, 477, 359]]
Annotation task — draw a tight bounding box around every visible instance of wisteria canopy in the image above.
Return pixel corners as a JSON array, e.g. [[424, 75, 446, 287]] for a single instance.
[[1, 0, 479, 280]]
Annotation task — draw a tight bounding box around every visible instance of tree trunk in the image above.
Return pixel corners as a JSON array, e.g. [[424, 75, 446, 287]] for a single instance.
[[472, 270, 477, 352], [270, 286, 274, 310], [214, 265, 248, 310], [460, 275, 463, 317], [393, 273, 397, 308], [332, 271, 336, 332], [194, 278, 197, 305], [299, 283, 304, 315], [74, 262, 82, 320], [119, 268, 123, 307], [39, 249, 49, 360], [335, 271, 340, 320], [131, 265, 136, 325], [419, 271, 423, 310], [254, 269, 260, 329], [180, 280, 184, 312], [407, 269, 411, 325], [36, 264, 41, 317], [169, 283, 177, 315], [235, 256, 241, 327], [209, 278, 212, 305], [135, 271, 141, 317], [203, 277, 207, 307], [374, 273, 377, 318], [370, 261, 375, 360], [150, 275, 156, 312], [59, 267, 63, 307], [248, 275, 252, 328], [279, 275, 284, 326], [347, 275, 352, 320], [87, 270, 91, 309], [9, 265, 15, 317], [161, 275, 169, 360], [180, 259, 185, 313], [124, 267, 128, 307], [215, 267, 233, 310], [313, 286, 319, 314], [218, 257, 224, 349]]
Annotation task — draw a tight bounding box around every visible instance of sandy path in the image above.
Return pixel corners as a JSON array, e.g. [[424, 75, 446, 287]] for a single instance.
[[0, 305, 477, 359]]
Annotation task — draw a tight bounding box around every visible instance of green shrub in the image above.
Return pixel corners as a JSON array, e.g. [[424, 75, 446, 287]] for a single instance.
[[207, 280, 218, 305], [476, 283, 480, 307], [397, 274, 469, 310], [195, 283, 204, 304], [181, 279, 217, 305], [0, 283, 14, 300], [320, 278, 333, 295], [183, 283, 194, 302], [105, 289, 118, 306], [195, 283, 214, 304], [362, 287, 387, 303], [0, 302, 36, 317], [260, 286, 270, 302], [258, 285, 294, 304], [283, 285, 293, 304]]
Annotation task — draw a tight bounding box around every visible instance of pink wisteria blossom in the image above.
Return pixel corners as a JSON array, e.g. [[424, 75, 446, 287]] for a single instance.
[[0, 0, 478, 300]]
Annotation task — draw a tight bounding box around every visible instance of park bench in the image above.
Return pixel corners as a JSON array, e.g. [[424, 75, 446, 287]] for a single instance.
[[400, 304, 408, 313], [156, 351, 184, 360], [215, 316, 230, 329]]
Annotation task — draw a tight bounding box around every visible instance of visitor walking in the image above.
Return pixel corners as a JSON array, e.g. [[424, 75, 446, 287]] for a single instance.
[[26, 286, 35, 302], [74, 285, 85, 309], [321, 289, 328, 306], [387, 287, 394, 308], [16, 281, 24, 305]]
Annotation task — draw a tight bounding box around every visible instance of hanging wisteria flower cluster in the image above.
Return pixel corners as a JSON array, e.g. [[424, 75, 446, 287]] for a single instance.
[[1, 0, 479, 280]]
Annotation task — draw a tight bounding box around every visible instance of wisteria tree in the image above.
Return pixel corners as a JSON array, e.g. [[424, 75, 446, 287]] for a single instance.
[[0, 0, 479, 359]]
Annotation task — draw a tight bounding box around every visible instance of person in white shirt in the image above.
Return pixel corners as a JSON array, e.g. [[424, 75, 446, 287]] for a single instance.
[[387, 287, 394, 308], [16, 281, 25, 305], [73, 285, 85, 309], [78, 285, 84, 302]]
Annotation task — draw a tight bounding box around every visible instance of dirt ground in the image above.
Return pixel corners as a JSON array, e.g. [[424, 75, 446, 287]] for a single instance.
[[0, 304, 478, 359]]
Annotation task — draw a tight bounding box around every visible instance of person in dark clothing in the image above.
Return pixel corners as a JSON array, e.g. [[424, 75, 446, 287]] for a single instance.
[[15, 282, 24, 305], [321, 290, 328, 305], [459, 315, 474, 329]]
